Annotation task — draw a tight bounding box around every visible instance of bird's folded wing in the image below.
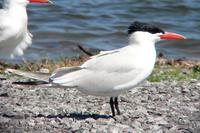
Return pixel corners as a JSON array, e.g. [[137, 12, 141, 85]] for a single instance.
[[49, 67, 86, 87], [50, 66, 83, 80], [90, 50, 120, 59], [82, 48, 135, 73], [5, 69, 50, 82]]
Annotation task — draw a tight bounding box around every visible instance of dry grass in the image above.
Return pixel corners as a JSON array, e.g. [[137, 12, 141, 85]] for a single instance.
[[1, 56, 200, 82]]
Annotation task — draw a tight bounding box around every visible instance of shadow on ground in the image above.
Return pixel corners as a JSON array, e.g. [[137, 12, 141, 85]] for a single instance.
[[35, 112, 112, 120]]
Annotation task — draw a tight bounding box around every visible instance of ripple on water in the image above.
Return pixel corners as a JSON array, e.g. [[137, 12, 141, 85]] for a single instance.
[[0, 0, 199, 61]]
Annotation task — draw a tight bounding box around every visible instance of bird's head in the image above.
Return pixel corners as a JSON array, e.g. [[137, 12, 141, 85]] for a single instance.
[[128, 21, 186, 45]]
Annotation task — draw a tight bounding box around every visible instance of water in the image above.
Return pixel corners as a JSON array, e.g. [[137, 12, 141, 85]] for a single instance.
[[1, 0, 200, 61]]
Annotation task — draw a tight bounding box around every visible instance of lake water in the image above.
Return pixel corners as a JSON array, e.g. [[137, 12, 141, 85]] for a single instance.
[[1, 0, 200, 61]]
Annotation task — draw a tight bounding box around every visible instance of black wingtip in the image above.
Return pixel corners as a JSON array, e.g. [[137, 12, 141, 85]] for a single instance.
[[77, 45, 94, 56]]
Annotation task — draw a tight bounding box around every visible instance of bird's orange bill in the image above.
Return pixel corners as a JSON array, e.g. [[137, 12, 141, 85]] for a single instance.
[[160, 32, 186, 40], [29, 0, 52, 3]]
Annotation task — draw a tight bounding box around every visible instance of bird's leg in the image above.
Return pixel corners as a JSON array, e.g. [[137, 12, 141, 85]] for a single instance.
[[110, 97, 115, 116], [114, 97, 121, 115]]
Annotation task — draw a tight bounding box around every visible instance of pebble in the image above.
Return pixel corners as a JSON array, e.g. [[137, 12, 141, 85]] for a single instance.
[[39, 68, 50, 73], [0, 78, 199, 132], [0, 92, 9, 97]]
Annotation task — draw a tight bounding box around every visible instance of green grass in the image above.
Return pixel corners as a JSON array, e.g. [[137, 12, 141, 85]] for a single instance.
[[1, 56, 200, 82], [148, 64, 200, 82]]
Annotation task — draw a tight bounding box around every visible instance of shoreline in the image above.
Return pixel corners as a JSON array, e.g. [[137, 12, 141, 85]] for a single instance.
[[1, 56, 200, 69], [0, 56, 200, 82]]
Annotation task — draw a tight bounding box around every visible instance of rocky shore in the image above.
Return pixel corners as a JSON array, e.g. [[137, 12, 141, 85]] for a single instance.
[[0, 76, 200, 132]]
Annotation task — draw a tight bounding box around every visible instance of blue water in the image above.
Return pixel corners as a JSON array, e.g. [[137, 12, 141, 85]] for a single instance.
[[1, 0, 200, 61]]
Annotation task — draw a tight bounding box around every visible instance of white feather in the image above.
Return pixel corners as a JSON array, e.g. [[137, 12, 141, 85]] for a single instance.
[[50, 32, 159, 97], [0, 0, 32, 58]]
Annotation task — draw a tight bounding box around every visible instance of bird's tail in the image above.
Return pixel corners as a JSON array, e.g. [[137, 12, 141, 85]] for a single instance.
[[5, 68, 50, 83]]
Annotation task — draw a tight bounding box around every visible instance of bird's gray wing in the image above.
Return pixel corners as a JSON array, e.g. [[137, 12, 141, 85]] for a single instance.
[[5, 69, 50, 82], [49, 66, 86, 87], [90, 50, 120, 59], [82, 46, 136, 73], [50, 66, 83, 80]]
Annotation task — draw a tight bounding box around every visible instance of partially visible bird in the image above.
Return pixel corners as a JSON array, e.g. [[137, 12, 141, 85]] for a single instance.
[[6, 21, 186, 116], [0, 0, 51, 59]]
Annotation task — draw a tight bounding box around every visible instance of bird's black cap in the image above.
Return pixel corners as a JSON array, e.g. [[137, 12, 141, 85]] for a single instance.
[[128, 21, 164, 35]]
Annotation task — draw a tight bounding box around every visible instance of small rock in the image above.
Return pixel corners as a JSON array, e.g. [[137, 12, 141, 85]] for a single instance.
[[39, 68, 49, 73], [85, 118, 96, 123], [120, 96, 132, 103], [28, 119, 36, 127], [194, 126, 200, 133], [0, 92, 9, 97], [0, 116, 10, 123]]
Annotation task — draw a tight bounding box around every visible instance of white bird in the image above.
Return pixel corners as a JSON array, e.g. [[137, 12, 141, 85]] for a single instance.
[[6, 21, 186, 116], [0, 0, 50, 59]]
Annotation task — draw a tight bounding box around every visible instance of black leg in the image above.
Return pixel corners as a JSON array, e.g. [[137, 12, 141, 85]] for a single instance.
[[110, 97, 115, 116], [114, 97, 120, 115]]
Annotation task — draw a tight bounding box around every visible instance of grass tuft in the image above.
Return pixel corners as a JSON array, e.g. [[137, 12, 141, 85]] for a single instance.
[[1, 56, 200, 82]]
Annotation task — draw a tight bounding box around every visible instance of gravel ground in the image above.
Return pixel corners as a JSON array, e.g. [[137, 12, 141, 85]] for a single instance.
[[0, 77, 200, 133]]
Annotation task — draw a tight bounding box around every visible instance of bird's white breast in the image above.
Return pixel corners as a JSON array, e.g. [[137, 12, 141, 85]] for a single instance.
[[76, 44, 157, 97], [0, 6, 32, 58]]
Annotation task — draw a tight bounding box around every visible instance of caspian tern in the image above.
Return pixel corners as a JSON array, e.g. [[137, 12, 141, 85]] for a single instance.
[[6, 21, 186, 116], [0, 0, 50, 59]]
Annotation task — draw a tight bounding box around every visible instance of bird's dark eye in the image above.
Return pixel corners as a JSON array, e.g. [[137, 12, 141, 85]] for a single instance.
[[128, 21, 164, 35]]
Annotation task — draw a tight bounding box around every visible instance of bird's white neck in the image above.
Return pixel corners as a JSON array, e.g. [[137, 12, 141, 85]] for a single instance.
[[3, 1, 28, 22], [3, 0, 28, 9], [127, 32, 157, 70], [128, 32, 158, 47]]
